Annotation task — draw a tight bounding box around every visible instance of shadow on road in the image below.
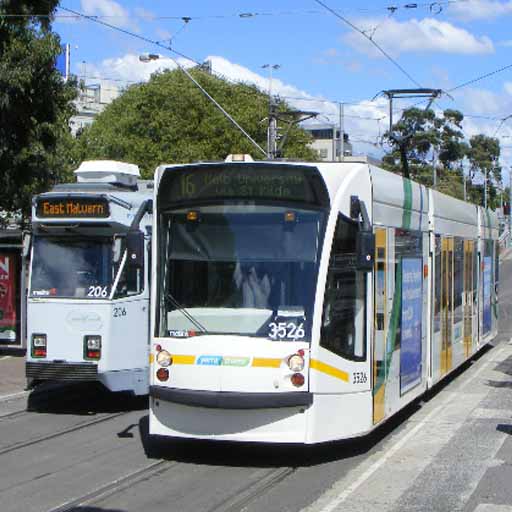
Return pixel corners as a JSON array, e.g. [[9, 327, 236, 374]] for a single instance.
[[60, 508, 125, 512], [497, 424, 512, 435], [26, 382, 148, 415]]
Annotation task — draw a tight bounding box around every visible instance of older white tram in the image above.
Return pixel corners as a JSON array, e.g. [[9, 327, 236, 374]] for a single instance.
[[26, 161, 152, 395], [149, 156, 498, 443]]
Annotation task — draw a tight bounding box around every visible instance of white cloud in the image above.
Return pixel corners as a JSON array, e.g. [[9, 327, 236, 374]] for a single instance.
[[455, 87, 503, 115], [505, 82, 512, 95], [83, 53, 389, 155], [134, 7, 155, 20], [81, 0, 134, 29], [344, 17, 494, 56], [88, 53, 195, 83], [448, 0, 512, 21]]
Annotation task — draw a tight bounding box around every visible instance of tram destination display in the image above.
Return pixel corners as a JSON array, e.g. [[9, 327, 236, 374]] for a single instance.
[[159, 164, 329, 208], [36, 196, 110, 218]]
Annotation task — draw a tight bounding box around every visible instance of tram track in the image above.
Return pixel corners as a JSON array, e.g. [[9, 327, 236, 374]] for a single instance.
[[207, 466, 296, 512], [46, 459, 176, 512], [43, 456, 295, 512], [0, 410, 129, 456]]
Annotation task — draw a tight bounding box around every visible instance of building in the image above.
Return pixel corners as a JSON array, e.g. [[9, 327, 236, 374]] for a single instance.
[[304, 124, 353, 161], [69, 82, 121, 136]]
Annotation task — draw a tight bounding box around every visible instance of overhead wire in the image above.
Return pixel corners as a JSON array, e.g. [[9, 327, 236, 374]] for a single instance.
[[58, 5, 267, 157], [312, 0, 423, 88], [0, 2, 469, 20]]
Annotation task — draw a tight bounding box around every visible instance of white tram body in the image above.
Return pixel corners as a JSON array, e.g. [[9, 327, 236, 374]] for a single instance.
[[26, 161, 153, 395], [149, 157, 499, 443]]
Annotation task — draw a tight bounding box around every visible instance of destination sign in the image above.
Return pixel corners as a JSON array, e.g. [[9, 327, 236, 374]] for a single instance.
[[36, 197, 110, 218], [159, 164, 329, 208]]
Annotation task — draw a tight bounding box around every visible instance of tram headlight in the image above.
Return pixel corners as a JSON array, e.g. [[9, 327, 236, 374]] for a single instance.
[[84, 335, 101, 360], [156, 350, 172, 367], [287, 354, 305, 372], [31, 334, 47, 358]]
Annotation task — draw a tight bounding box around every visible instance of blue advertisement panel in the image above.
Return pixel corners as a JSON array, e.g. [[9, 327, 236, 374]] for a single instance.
[[400, 258, 423, 393], [483, 256, 492, 334]]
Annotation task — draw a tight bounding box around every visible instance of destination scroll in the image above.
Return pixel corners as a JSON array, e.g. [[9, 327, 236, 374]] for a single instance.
[[36, 196, 110, 218]]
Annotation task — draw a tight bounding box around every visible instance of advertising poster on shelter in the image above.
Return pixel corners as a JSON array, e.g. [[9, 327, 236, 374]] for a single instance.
[[483, 256, 492, 334], [400, 258, 423, 394], [0, 253, 17, 343]]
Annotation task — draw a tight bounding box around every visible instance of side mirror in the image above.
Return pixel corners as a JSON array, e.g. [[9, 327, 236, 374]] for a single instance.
[[356, 231, 375, 271], [22, 231, 32, 258], [112, 235, 123, 264], [127, 231, 144, 268]]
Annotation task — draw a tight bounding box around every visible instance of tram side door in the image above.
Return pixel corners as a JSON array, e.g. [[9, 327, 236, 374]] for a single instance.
[[373, 227, 388, 424], [441, 237, 454, 376]]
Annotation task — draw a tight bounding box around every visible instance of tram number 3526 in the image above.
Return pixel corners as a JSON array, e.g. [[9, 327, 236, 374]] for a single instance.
[[353, 371, 368, 384]]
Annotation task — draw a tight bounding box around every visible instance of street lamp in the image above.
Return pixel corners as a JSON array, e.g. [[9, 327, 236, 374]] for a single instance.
[[139, 53, 160, 63], [261, 64, 280, 99]]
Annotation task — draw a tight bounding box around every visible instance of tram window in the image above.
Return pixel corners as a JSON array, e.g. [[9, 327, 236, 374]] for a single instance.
[[320, 213, 366, 361], [113, 246, 144, 298], [454, 238, 464, 330]]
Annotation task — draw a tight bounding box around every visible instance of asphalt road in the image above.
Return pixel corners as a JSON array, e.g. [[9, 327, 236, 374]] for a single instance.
[[0, 255, 511, 512]]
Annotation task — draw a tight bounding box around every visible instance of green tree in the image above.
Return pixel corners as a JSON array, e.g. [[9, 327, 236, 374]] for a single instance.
[[75, 68, 318, 177], [382, 107, 438, 181], [467, 134, 501, 209], [383, 108, 470, 201], [0, 0, 77, 223]]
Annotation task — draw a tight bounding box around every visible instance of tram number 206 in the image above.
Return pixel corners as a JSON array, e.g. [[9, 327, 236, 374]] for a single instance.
[[87, 286, 108, 298]]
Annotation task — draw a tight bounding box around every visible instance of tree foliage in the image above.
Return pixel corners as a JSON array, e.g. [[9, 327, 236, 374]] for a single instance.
[[74, 69, 318, 178], [383, 107, 503, 209], [0, 0, 77, 223]]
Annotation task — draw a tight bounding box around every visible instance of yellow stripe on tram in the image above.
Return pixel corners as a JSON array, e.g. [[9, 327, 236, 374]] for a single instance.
[[310, 359, 350, 383], [172, 354, 196, 365], [252, 358, 282, 368]]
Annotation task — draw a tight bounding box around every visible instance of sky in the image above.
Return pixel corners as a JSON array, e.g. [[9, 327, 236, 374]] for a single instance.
[[53, 0, 512, 177]]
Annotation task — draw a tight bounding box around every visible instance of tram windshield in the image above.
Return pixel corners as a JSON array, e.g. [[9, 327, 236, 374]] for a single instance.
[[157, 203, 326, 341], [30, 237, 114, 299]]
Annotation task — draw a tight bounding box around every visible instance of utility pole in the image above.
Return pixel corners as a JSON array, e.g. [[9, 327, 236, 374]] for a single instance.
[[332, 124, 336, 161], [339, 102, 345, 161], [262, 64, 280, 159], [432, 150, 437, 189], [509, 168, 511, 246], [461, 162, 467, 201], [484, 168, 488, 209]]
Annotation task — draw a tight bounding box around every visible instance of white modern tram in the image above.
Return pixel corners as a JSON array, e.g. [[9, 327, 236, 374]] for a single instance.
[[26, 161, 152, 395], [149, 155, 499, 443]]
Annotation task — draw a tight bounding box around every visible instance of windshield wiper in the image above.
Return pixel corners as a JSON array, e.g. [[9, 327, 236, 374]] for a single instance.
[[165, 292, 209, 335]]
